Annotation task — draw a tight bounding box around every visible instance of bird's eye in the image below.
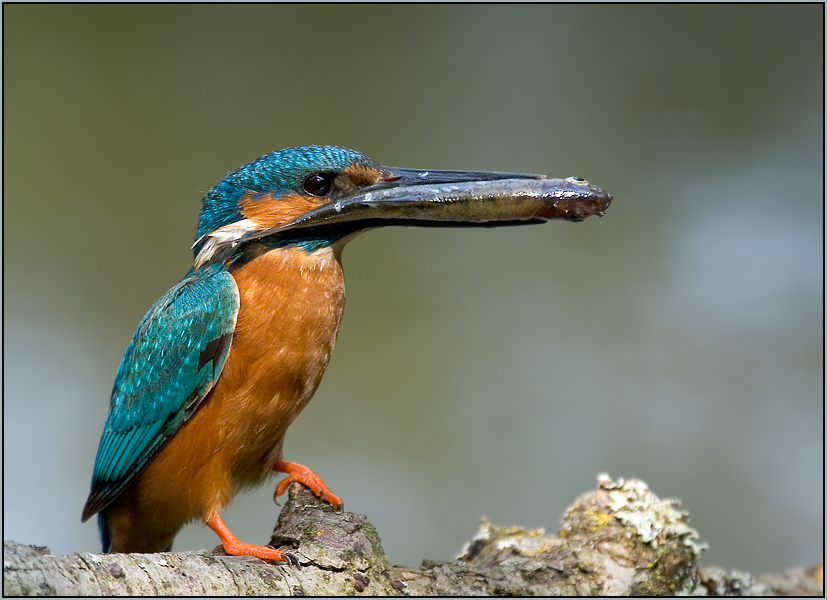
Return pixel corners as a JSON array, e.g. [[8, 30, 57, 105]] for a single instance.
[[303, 173, 335, 197]]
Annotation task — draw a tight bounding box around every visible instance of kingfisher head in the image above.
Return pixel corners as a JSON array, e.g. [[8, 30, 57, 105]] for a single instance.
[[192, 145, 612, 268]]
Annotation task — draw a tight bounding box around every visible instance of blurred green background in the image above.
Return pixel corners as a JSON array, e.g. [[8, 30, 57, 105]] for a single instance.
[[4, 5, 822, 572]]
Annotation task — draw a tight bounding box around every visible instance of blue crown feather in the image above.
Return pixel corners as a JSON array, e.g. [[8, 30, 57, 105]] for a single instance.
[[195, 145, 374, 242]]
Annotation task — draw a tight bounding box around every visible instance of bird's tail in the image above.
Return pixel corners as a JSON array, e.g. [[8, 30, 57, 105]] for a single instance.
[[98, 512, 112, 552]]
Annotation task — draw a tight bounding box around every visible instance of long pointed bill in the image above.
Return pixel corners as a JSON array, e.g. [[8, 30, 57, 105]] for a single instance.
[[243, 167, 612, 244]]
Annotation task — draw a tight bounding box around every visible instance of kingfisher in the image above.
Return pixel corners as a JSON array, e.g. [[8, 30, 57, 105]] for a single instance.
[[81, 145, 612, 563]]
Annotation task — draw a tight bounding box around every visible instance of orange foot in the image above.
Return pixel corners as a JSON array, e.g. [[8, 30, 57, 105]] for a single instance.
[[206, 513, 297, 564], [273, 459, 344, 510]]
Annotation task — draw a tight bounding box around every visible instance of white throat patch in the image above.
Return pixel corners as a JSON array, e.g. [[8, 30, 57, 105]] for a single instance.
[[193, 219, 258, 269]]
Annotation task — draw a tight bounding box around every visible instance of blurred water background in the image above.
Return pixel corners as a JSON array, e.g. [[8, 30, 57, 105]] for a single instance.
[[4, 5, 822, 572]]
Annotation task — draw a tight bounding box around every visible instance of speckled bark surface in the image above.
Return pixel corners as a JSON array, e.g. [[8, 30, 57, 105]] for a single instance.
[[4, 477, 823, 596]]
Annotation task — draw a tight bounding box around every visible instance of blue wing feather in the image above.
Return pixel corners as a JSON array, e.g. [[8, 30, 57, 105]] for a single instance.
[[82, 263, 239, 521]]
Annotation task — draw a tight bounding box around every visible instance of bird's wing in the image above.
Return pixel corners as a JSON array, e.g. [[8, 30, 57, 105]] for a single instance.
[[82, 264, 239, 521]]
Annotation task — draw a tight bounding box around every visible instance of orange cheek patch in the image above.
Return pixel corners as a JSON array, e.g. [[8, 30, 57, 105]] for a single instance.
[[239, 191, 324, 231]]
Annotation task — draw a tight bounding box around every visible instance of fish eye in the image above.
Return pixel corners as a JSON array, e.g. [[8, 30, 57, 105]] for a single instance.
[[303, 173, 335, 197]]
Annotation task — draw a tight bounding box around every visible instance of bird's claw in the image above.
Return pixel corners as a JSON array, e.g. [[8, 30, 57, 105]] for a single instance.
[[272, 459, 344, 510], [266, 545, 300, 567]]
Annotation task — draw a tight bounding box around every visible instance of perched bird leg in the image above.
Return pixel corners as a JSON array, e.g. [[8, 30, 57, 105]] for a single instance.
[[273, 459, 344, 510], [205, 511, 295, 563]]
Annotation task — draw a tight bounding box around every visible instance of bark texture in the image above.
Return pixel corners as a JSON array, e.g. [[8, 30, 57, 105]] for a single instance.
[[4, 475, 823, 596]]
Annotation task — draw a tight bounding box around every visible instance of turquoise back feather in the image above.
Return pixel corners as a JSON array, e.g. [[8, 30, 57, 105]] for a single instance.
[[82, 263, 239, 523]]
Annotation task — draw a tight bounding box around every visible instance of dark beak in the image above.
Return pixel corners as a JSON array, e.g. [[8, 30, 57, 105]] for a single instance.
[[242, 166, 612, 244]]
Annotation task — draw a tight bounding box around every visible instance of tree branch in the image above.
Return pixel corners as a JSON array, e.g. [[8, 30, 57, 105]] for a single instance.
[[4, 475, 823, 596]]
